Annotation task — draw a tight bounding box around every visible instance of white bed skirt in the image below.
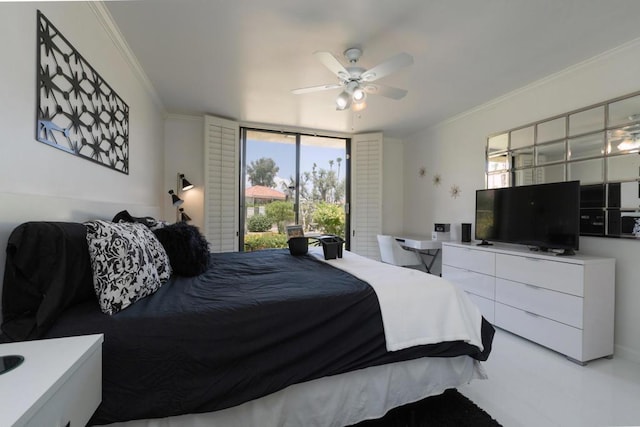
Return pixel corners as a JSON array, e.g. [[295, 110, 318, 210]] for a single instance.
[[105, 355, 486, 427]]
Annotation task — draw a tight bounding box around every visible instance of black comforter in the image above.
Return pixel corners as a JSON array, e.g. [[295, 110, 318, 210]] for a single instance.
[[37, 250, 492, 424]]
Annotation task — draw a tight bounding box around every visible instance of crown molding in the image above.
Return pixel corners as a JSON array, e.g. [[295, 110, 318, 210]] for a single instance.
[[88, 1, 165, 112]]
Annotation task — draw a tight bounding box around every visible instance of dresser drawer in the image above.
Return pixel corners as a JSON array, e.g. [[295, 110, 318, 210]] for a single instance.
[[442, 265, 495, 300], [495, 278, 583, 328], [495, 303, 582, 361], [495, 253, 584, 296], [442, 245, 495, 275]]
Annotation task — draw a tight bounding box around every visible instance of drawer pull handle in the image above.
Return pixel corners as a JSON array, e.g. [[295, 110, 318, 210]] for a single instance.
[[525, 284, 541, 290], [525, 257, 542, 262], [524, 310, 540, 318]]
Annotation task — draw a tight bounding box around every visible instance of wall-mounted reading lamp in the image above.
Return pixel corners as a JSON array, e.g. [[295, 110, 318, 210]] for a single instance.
[[179, 208, 192, 222], [168, 173, 195, 222], [179, 173, 194, 191], [168, 189, 183, 207]]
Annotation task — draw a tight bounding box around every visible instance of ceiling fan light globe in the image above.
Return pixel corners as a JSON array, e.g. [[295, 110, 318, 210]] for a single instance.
[[336, 91, 351, 110], [353, 88, 366, 102]]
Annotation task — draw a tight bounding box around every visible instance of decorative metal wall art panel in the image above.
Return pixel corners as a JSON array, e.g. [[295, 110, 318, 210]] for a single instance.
[[36, 10, 129, 174]]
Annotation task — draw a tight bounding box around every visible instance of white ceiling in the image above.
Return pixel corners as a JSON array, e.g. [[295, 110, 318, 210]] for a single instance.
[[105, 0, 640, 138]]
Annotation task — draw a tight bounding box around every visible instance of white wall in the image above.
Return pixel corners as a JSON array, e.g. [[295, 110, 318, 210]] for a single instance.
[[0, 3, 165, 324], [403, 37, 640, 362]]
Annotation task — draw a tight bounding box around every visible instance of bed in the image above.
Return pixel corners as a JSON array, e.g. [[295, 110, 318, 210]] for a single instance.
[[0, 221, 494, 426]]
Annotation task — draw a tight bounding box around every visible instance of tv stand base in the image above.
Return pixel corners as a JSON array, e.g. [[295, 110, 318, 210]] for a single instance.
[[556, 248, 576, 256], [529, 247, 576, 256]]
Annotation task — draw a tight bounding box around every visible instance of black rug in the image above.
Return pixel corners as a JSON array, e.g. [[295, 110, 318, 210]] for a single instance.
[[351, 389, 502, 427]]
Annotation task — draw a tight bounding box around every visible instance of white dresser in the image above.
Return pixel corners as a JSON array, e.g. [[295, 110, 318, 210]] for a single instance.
[[442, 242, 615, 364], [0, 334, 103, 426]]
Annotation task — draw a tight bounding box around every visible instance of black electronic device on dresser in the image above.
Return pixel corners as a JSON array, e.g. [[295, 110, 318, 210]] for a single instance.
[[461, 223, 472, 243], [475, 181, 580, 255]]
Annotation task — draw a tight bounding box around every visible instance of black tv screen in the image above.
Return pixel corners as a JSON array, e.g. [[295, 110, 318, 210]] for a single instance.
[[475, 181, 580, 252]]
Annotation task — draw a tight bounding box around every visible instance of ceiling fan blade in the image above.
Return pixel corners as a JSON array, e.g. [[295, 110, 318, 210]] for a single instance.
[[364, 83, 408, 100], [314, 51, 350, 80], [291, 83, 342, 95], [361, 52, 414, 82]]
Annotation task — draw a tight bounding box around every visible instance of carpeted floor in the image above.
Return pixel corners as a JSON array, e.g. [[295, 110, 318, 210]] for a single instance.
[[351, 389, 502, 427]]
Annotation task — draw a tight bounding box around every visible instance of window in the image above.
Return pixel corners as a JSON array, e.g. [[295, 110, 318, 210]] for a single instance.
[[241, 128, 349, 251]]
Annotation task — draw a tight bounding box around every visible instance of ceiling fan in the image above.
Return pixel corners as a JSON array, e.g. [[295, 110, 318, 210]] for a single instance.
[[292, 47, 413, 111]]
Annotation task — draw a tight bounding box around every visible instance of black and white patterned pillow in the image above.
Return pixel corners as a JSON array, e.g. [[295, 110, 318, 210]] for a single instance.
[[137, 223, 172, 280], [85, 220, 172, 315]]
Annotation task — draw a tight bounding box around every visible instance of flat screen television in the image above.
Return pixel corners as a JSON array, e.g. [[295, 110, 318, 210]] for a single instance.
[[475, 181, 580, 254]]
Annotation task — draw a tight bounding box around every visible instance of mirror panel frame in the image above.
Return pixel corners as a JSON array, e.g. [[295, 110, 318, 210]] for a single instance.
[[486, 90, 640, 239]]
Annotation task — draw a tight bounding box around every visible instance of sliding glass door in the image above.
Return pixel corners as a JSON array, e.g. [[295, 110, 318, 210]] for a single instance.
[[241, 128, 349, 251]]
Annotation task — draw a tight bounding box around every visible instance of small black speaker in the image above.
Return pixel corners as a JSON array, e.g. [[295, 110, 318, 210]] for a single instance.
[[461, 223, 472, 242]]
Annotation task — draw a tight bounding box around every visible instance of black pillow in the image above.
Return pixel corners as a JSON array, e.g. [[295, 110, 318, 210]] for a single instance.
[[1, 222, 95, 340], [112, 210, 165, 230], [153, 223, 210, 277]]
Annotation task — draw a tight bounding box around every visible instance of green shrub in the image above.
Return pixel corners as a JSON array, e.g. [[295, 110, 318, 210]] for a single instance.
[[244, 232, 288, 251], [312, 202, 345, 236], [247, 214, 273, 232], [265, 201, 295, 233]]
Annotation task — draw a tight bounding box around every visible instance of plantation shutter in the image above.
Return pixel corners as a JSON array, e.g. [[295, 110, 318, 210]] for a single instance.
[[350, 132, 383, 260], [204, 115, 239, 252]]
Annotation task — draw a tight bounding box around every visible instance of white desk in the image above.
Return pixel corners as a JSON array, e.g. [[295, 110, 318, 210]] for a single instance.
[[394, 235, 445, 274]]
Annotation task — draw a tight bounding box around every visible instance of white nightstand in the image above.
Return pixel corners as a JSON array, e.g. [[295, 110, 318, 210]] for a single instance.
[[0, 334, 103, 427]]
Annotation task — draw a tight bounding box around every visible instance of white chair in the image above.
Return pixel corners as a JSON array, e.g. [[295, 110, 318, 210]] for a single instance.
[[376, 235, 423, 268]]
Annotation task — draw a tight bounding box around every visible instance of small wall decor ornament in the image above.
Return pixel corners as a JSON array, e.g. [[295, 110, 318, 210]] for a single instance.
[[418, 167, 426, 178], [433, 174, 441, 186], [450, 184, 461, 198], [36, 10, 129, 174]]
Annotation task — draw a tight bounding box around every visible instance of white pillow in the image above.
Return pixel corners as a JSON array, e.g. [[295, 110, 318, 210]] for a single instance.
[[85, 220, 172, 315]]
